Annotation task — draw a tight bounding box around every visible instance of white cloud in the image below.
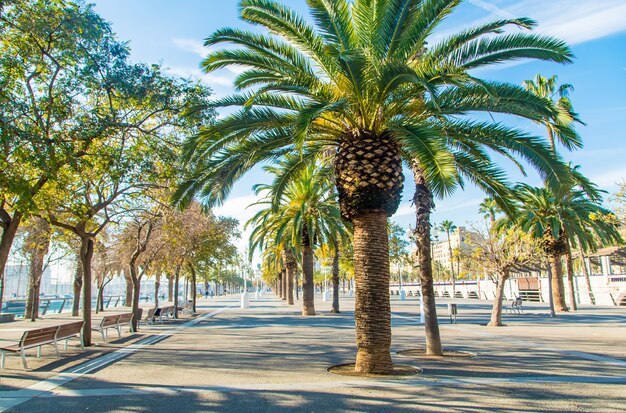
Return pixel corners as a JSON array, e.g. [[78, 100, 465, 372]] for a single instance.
[[172, 37, 209, 58], [590, 168, 626, 189]]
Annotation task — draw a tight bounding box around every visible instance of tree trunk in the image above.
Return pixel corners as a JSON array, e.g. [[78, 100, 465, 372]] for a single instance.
[[578, 241, 595, 304], [174, 265, 180, 318], [412, 163, 443, 356], [447, 237, 456, 292], [189, 263, 197, 313], [72, 253, 83, 316], [124, 273, 133, 307], [129, 258, 141, 332], [488, 270, 509, 327], [565, 241, 577, 311], [301, 244, 315, 315], [331, 245, 340, 314], [80, 236, 94, 346], [294, 271, 299, 300], [0, 210, 23, 313], [168, 275, 173, 302], [353, 210, 393, 374], [549, 253, 568, 312], [281, 270, 286, 301], [25, 218, 51, 321], [96, 286, 104, 313], [154, 274, 161, 309]]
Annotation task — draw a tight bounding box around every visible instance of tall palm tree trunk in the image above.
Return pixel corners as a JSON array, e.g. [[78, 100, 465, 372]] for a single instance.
[[353, 211, 392, 373], [565, 241, 577, 310], [578, 241, 595, 304], [281, 270, 287, 301], [488, 270, 509, 327], [331, 244, 340, 314], [549, 253, 568, 312], [302, 243, 315, 315], [412, 164, 443, 355]]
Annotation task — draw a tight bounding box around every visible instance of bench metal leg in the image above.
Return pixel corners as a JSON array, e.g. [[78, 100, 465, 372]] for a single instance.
[[53, 341, 60, 358], [65, 339, 69, 351], [80, 332, 85, 350], [1, 351, 5, 369], [116, 325, 122, 338], [101, 329, 107, 342], [37, 346, 41, 358], [20, 348, 28, 369]]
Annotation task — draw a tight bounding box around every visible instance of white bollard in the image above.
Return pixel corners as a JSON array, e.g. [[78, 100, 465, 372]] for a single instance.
[[323, 291, 330, 301], [419, 292, 425, 324], [399, 290, 406, 301], [254, 290, 259, 299], [241, 292, 250, 308]]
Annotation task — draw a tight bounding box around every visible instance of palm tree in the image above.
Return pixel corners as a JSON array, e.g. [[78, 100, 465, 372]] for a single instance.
[[479, 197, 501, 224], [177, 0, 574, 373], [248, 161, 349, 316], [523, 74, 583, 153], [438, 220, 457, 288], [501, 184, 622, 314]]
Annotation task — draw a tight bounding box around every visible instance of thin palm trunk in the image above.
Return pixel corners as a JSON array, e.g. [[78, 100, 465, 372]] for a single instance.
[[488, 270, 509, 327], [331, 244, 340, 314], [353, 210, 392, 374], [578, 241, 595, 304], [412, 164, 443, 356], [302, 244, 315, 315], [565, 241, 577, 310], [446, 236, 456, 291], [189, 263, 197, 313]]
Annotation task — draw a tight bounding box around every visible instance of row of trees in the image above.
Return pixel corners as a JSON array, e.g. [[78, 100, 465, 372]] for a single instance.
[[0, 1, 239, 344], [173, 0, 618, 374]]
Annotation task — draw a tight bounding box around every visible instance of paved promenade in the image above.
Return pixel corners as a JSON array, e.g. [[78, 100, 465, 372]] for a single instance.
[[1, 294, 625, 412]]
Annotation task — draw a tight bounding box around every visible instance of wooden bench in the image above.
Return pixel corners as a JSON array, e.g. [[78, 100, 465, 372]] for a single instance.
[[117, 312, 134, 333], [1, 325, 60, 369], [56, 321, 84, 350], [93, 314, 121, 341]]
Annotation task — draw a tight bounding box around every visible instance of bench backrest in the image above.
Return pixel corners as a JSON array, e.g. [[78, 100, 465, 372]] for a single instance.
[[22, 326, 58, 347], [56, 321, 84, 340], [117, 313, 133, 324], [100, 314, 120, 328], [146, 307, 156, 319]]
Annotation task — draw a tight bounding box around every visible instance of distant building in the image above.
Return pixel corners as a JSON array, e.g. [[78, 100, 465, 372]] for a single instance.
[[432, 226, 481, 275]]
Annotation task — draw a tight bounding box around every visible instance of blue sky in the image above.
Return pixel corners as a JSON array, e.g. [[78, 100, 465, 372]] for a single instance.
[[92, 0, 626, 247]]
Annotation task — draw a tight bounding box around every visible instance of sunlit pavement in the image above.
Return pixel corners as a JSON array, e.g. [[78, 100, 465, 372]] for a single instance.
[[1, 293, 625, 412]]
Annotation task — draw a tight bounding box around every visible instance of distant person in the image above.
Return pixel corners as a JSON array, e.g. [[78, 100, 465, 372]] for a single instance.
[[205, 290, 209, 298]]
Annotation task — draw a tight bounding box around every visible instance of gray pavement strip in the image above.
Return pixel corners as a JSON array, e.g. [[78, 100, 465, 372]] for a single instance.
[[0, 304, 235, 412], [16, 373, 626, 400]]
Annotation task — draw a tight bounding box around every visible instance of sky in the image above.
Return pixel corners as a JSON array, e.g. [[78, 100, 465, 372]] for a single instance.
[[91, 0, 626, 252]]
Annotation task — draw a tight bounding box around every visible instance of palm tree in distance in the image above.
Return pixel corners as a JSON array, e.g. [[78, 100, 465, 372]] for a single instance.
[[438, 220, 457, 290], [523, 74, 583, 153], [177, 0, 575, 373], [479, 197, 501, 224], [499, 184, 622, 314], [247, 160, 349, 316]]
